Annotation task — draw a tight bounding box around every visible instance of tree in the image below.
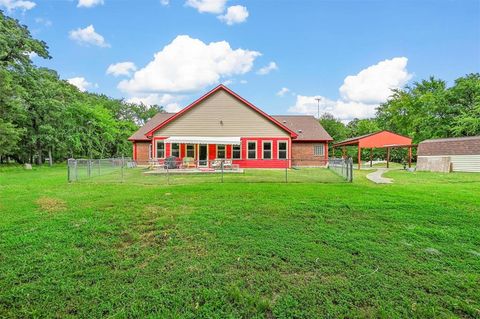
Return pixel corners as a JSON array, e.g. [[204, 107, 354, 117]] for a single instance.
[[318, 113, 348, 142]]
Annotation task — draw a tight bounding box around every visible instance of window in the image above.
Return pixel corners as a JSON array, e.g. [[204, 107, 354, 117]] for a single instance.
[[171, 143, 180, 157], [217, 145, 226, 159], [232, 144, 241, 159], [156, 141, 165, 158], [314, 144, 324, 156], [278, 141, 287, 159], [186, 144, 195, 158], [247, 141, 256, 159], [263, 141, 272, 159]]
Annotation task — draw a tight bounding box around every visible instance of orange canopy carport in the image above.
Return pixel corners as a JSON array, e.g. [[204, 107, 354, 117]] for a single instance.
[[332, 130, 416, 169]]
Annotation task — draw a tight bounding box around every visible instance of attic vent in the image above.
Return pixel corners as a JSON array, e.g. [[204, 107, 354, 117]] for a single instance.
[[282, 120, 287, 124], [298, 129, 303, 133]]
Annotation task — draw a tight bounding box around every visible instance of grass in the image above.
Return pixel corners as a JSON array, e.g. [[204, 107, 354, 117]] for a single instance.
[[0, 165, 479, 318]]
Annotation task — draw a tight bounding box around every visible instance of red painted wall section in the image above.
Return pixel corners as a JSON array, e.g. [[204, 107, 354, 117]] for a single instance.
[[226, 145, 232, 158], [233, 137, 291, 168], [208, 144, 216, 160], [359, 131, 412, 148], [180, 144, 186, 158]]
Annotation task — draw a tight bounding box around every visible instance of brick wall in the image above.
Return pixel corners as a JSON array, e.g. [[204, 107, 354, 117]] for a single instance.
[[418, 137, 480, 156], [134, 142, 151, 164], [291, 142, 328, 166]]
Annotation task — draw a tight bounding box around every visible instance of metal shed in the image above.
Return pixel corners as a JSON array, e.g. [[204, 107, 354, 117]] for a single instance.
[[417, 136, 480, 172]]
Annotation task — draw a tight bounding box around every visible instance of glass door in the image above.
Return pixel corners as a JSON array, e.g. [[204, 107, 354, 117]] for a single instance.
[[198, 144, 208, 167]]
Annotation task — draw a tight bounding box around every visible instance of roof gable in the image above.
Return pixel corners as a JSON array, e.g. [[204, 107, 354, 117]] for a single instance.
[[145, 85, 297, 138]]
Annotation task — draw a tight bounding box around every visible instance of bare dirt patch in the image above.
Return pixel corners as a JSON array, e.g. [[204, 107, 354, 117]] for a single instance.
[[36, 197, 67, 213]]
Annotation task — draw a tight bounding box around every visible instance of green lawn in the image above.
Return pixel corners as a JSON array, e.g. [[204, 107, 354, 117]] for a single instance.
[[0, 166, 479, 318]]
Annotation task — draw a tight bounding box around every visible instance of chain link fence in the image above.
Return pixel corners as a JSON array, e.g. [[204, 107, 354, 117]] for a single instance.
[[67, 157, 353, 184], [328, 157, 354, 182]]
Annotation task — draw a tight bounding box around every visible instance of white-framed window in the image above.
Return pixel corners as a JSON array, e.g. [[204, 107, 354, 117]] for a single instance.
[[148, 144, 152, 159], [156, 140, 165, 158], [247, 141, 257, 159], [278, 141, 288, 159], [171, 143, 180, 157], [186, 144, 195, 158], [314, 144, 325, 156], [217, 144, 226, 159], [263, 141, 272, 159], [232, 144, 241, 159]]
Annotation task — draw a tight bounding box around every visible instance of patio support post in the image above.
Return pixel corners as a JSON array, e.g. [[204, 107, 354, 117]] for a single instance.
[[342, 146, 346, 158], [357, 146, 361, 170], [386, 147, 390, 169], [408, 146, 412, 168], [370, 148, 373, 167]]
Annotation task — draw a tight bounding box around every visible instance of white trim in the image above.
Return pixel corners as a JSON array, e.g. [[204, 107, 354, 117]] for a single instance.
[[313, 143, 325, 156], [164, 136, 241, 145], [277, 140, 288, 160], [186, 144, 195, 158], [247, 140, 257, 160], [156, 140, 165, 159], [170, 143, 180, 157], [198, 144, 209, 167], [216, 144, 226, 159], [262, 140, 273, 159], [232, 143, 242, 160]]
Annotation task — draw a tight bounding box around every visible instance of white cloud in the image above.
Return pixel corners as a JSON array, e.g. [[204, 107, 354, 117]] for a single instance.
[[288, 57, 412, 121], [0, 0, 36, 11], [67, 77, 94, 92], [185, 0, 226, 13], [35, 17, 52, 27], [240, 79, 247, 84], [160, 0, 169, 5], [223, 79, 234, 86], [106, 62, 137, 77], [77, 0, 104, 8], [257, 61, 278, 75], [339, 57, 412, 104], [127, 94, 183, 112], [118, 35, 260, 94], [277, 87, 289, 97], [69, 25, 110, 48], [218, 5, 248, 25]]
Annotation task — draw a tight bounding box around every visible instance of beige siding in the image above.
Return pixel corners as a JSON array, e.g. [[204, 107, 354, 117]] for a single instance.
[[417, 155, 480, 173], [154, 90, 289, 137]]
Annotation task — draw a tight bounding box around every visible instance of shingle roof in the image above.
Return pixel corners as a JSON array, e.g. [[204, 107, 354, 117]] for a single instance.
[[418, 136, 480, 156], [129, 113, 332, 142], [272, 115, 333, 141], [128, 113, 176, 141]]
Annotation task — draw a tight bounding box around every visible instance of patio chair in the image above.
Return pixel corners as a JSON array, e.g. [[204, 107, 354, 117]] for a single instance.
[[182, 157, 196, 169], [211, 159, 222, 170]]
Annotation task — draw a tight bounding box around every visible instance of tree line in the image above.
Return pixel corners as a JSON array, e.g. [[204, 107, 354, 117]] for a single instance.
[[320, 74, 480, 161], [0, 11, 162, 164]]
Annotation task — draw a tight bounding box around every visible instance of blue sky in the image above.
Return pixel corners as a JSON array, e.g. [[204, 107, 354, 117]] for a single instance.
[[3, 0, 480, 121]]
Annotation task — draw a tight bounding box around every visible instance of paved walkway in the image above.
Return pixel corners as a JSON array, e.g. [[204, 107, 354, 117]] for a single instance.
[[366, 168, 393, 184]]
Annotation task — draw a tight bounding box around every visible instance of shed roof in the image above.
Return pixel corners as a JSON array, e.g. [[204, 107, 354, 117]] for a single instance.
[[272, 115, 333, 141], [418, 136, 480, 156]]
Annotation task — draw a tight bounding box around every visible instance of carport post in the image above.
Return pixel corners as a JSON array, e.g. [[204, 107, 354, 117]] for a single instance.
[[408, 146, 412, 168], [386, 147, 390, 168], [370, 148, 373, 167], [357, 146, 361, 170]]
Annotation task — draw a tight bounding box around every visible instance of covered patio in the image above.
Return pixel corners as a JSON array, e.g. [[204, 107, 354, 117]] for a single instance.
[[332, 130, 416, 170]]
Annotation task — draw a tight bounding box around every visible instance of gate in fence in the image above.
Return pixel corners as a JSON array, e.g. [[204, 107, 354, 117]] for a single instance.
[[328, 157, 353, 182]]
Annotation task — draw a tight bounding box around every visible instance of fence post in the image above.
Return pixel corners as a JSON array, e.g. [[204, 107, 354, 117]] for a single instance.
[[67, 159, 71, 183], [121, 156, 124, 183], [74, 159, 78, 182], [221, 159, 224, 183]]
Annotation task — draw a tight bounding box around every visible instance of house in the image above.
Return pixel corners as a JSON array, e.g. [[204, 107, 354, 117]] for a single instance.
[[417, 136, 480, 172], [128, 85, 332, 168]]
